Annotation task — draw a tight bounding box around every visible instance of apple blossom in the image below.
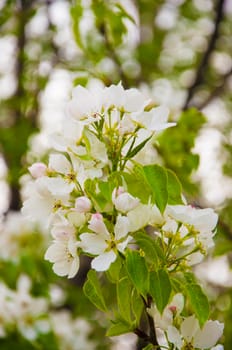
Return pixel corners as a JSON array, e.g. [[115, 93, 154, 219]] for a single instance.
[[167, 315, 224, 350], [80, 214, 132, 271], [28, 162, 47, 178]]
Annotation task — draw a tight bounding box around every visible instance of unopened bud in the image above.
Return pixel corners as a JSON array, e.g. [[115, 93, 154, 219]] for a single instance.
[[28, 162, 47, 178], [75, 196, 92, 213]]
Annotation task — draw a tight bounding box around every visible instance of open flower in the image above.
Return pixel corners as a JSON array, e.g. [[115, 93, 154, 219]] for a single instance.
[[79, 213, 132, 271], [167, 315, 224, 349], [45, 223, 79, 279]]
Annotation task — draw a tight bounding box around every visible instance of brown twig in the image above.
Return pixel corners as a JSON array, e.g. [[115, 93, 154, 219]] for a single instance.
[[183, 0, 225, 110], [198, 68, 232, 110]]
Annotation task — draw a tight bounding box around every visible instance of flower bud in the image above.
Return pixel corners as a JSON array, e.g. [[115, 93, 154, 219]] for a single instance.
[[75, 196, 92, 213], [112, 187, 140, 213], [28, 162, 47, 178]]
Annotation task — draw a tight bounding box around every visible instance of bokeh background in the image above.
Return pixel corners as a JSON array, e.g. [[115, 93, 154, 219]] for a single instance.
[[0, 0, 232, 349]]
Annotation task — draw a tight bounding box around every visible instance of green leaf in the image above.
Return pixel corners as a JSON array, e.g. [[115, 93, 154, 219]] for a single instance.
[[185, 283, 209, 326], [134, 232, 164, 266], [142, 345, 154, 350], [149, 269, 171, 314], [167, 169, 183, 205], [122, 169, 151, 204], [106, 255, 122, 283], [131, 288, 144, 325], [143, 164, 168, 213], [117, 277, 132, 322], [106, 319, 133, 337], [126, 250, 149, 297], [125, 135, 152, 159], [83, 270, 107, 312]]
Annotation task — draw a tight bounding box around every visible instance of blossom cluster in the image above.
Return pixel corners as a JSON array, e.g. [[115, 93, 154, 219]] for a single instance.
[[0, 274, 96, 349], [149, 293, 224, 350], [22, 83, 223, 348]]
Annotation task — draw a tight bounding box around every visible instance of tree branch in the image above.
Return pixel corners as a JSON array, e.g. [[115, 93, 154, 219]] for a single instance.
[[198, 68, 232, 110], [183, 0, 225, 110]]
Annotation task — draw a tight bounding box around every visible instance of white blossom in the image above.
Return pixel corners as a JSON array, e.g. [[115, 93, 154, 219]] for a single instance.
[[80, 214, 132, 271], [167, 315, 224, 349]]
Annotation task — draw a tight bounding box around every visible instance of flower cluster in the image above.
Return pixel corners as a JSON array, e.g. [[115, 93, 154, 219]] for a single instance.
[[22, 83, 223, 348], [0, 275, 49, 340], [22, 83, 176, 277], [148, 293, 224, 350]]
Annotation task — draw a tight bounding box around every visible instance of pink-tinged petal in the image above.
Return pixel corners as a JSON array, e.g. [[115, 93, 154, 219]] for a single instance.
[[75, 196, 92, 213], [181, 315, 199, 342], [167, 326, 182, 349], [88, 214, 109, 237], [91, 251, 117, 271], [79, 233, 107, 255], [114, 216, 129, 239], [193, 320, 224, 349], [29, 163, 47, 178]]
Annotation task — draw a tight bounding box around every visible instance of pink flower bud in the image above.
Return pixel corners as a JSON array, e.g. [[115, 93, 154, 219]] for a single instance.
[[28, 162, 47, 178], [88, 213, 109, 236], [168, 306, 177, 314], [75, 196, 92, 213]]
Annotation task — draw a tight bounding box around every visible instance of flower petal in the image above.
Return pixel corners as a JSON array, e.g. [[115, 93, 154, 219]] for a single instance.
[[193, 320, 224, 349], [91, 251, 117, 271], [79, 233, 107, 255]]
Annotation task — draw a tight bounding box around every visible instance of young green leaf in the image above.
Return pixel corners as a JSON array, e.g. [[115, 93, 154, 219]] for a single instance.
[[143, 164, 168, 213], [134, 232, 164, 266], [106, 319, 133, 337], [83, 270, 107, 312], [131, 288, 144, 325], [117, 277, 132, 323], [126, 250, 149, 297], [106, 255, 122, 283], [167, 169, 183, 205], [185, 283, 209, 326], [149, 269, 171, 314]]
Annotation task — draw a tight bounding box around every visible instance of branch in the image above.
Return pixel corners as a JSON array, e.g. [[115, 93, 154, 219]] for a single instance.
[[183, 0, 225, 110], [198, 68, 232, 109]]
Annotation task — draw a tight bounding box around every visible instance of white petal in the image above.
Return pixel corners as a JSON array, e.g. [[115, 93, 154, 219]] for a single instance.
[[53, 260, 71, 277], [79, 233, 107, 255], [167, 326, 182, 349], [114, 216, 129, 239], [91, 251, 117, 271], [127, 204, 152, 232], [44, 242, 66, 262], [193, 320, 224, 349], [49, 154, 71, 174], [117, 235, 133, 253], [124, 88, 148, 112], [180, 315, 199, 342], [43, 177, 75, 196], [88, 214, 109, 237], [67, 257, 80, 279]]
